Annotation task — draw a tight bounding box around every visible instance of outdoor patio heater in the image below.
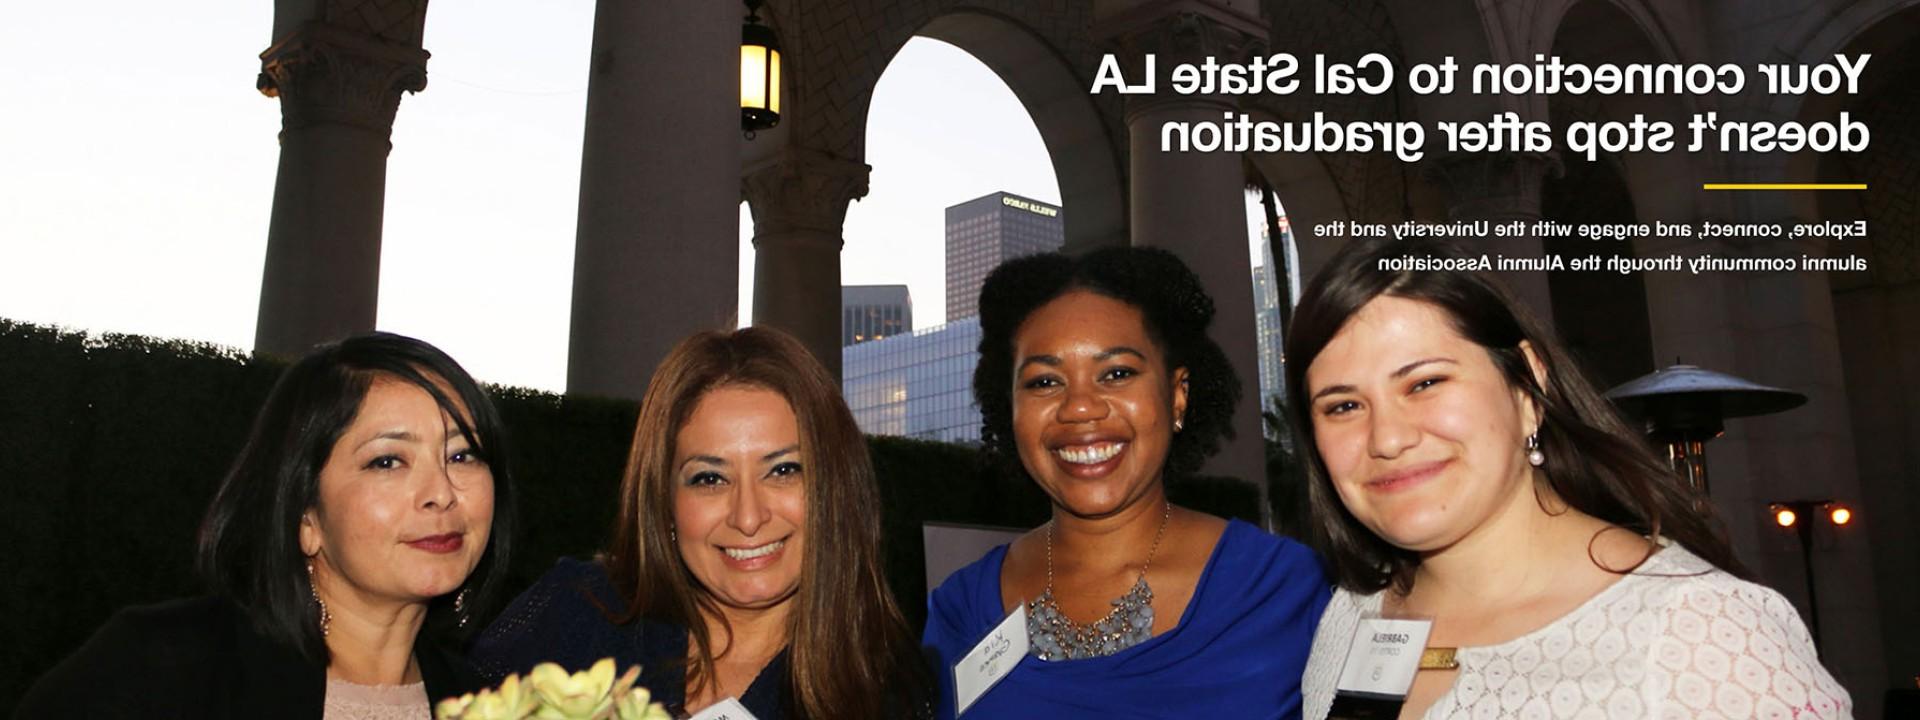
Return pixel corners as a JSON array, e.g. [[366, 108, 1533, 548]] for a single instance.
[[1604, 363, 1807, 494]]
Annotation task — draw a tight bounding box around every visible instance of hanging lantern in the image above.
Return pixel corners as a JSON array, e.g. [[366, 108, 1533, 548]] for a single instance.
[[741, 0, 781, 137]]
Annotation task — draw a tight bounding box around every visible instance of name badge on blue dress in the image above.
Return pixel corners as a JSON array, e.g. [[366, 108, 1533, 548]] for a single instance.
[[953, 604, 1028, 716]]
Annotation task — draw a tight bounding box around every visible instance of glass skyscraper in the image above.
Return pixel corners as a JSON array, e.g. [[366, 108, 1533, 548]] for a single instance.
[[841, 317, 983, 443], [1251, 217, 1300, 442], [841, 191, 1063, 443]]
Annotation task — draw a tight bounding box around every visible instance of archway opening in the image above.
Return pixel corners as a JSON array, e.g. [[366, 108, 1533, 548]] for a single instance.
[[1541, 0, 1661, 389], [828, 35, 1060, 445]]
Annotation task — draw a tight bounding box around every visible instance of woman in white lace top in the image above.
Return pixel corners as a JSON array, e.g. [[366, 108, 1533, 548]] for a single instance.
[[1282, 238, 1850, 719]]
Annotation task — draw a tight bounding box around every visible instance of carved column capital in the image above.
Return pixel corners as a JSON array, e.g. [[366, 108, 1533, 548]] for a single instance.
[[741, 149, 871, 246], [1094, 1, 1266, 65], [258, 21, 430, 136], [1426, 151, 1564, 221], [1094, 2, 1267, 117]]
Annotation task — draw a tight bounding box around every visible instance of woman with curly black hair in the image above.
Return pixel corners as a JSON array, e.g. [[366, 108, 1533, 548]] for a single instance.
[[923, 246, 1330, 719]]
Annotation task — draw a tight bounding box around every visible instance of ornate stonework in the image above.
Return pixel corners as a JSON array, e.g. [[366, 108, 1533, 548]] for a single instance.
[[325, 0, 429, 46], [770, 0, 1111, 162], [741, 149, 872, 246], [258, 22, 430, 136], [1426, 150, 1564, 221]]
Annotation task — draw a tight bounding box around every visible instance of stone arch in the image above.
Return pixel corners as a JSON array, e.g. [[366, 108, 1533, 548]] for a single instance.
[[1778, 0, 1920, 221], [1542, 0, 1705, 221], [775, 0, 1108, 161], [1530, 0, 1691, 70], [1534, 0, 1695, 389], [914, 10, 1129, 252], [1769, 0, 1920, 124], [1383, 0, 1502, 123], [1242, 114, 1357, 282], [1254, 0, 1416, 226], [758, 0, 1124, 251]]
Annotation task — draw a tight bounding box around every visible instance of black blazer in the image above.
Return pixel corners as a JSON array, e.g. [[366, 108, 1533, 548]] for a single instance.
[[16, 595, 481, 719]]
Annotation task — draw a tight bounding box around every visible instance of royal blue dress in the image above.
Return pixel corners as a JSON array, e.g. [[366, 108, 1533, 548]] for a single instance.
[[923, 519, 1329, 719]]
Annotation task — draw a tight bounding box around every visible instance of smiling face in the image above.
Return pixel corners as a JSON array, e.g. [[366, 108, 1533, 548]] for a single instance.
[[300, 375, 495, 607], [1304, 295, 1543, 553], [1011, 290, 1189, 519], [671, 385, 806, 613]]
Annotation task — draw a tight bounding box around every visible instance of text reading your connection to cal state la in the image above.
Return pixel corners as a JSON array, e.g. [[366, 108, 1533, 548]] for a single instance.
[[1093, 53, 1877, 160]]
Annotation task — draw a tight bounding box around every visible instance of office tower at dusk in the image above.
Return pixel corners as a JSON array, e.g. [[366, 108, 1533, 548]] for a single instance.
[[842, 285, 912, 347], [944, 192, 1064, 322]]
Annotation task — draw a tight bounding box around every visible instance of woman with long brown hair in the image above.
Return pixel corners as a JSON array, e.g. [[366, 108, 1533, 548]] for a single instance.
[[1289, 238, 1847, 718], [470, 327, 930, 719]]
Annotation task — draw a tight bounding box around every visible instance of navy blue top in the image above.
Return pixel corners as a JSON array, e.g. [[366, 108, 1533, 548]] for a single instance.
[[923, 519, 1330, 719], [469, 558, 789, 719]]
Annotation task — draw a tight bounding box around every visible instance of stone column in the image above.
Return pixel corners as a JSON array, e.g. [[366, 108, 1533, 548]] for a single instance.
[[566, 0, 740, 400], [253, 4, 430, 357], [1427, 152, 1560, 323], [742, 150, 871, 380], [1098, 7, 1270, 498]]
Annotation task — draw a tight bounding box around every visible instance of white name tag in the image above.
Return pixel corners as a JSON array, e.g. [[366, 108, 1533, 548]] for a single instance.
[[1334, 617, 1434, 698], [688, 696, 757, 720], [953, 604, 1028, 716]]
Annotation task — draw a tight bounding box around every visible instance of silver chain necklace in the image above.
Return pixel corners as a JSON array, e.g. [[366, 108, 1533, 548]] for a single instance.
[[1026, 500, 1171, 661]]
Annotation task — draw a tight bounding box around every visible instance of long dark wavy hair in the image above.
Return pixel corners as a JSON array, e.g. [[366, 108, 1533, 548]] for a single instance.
[[602, 327, 929, 719], [1284, 238, 1750, 594]]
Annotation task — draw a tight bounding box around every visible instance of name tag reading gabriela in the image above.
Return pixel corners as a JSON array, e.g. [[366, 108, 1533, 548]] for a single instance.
[[1327, 617, 1434, 720], [952, 604, 1028, 716], [687, 696, 757, 720]]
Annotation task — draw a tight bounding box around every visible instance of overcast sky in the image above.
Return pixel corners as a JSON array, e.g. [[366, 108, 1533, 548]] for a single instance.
[[1, 1, 1269, 392]]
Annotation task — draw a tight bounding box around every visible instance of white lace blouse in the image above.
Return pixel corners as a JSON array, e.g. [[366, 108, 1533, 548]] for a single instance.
[[1302, 545, 1852, 719]]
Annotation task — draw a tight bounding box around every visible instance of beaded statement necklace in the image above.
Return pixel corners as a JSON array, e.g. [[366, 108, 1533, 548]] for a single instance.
[[1026, 500, 1171, 661]]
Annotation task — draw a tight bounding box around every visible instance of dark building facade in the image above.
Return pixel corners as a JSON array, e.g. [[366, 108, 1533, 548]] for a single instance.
[[841, 284, 912, 347], [945, 191, 1064, 322]]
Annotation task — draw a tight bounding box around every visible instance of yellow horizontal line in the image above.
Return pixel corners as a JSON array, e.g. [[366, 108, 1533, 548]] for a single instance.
[[1702, 183, 1867, 190]]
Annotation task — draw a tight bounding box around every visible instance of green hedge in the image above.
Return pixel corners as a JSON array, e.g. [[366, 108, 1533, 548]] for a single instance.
[[0, 319, 1265, 713]]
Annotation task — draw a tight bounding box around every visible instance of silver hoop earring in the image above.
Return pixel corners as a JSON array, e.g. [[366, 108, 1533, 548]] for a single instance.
[[1526, 433, 1546, 467], [307, 561, 331, 638]]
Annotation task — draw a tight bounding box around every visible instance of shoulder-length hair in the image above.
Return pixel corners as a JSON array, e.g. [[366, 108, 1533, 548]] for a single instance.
[[973, 246, 1241, 479], [196, 332, 517, 661], [1284, 238, 1749, 594], [603, 326, 927, 719]]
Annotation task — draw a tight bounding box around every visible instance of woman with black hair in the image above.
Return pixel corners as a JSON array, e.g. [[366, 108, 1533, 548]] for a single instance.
[[923, 247, 1330, 719], [1288, 238, 1848, 718], [19, 332, 511, 718]]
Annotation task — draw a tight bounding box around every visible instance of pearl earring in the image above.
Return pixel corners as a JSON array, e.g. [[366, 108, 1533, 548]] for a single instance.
[[1526, 432, 1545, 467]]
